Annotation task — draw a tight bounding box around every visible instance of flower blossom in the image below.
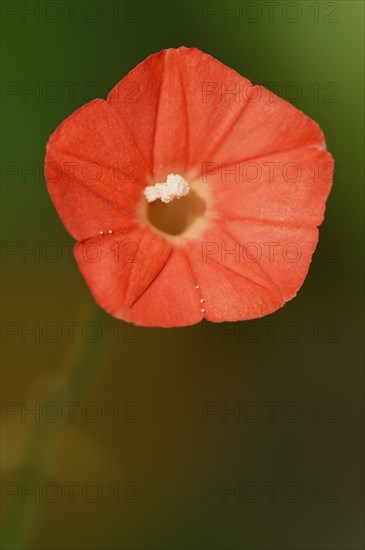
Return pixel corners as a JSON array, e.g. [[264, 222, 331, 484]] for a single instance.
[[45, 47, 334, 327]]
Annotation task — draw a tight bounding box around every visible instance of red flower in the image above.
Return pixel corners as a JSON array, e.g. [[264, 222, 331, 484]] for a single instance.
[[45, 47, 334, 327]]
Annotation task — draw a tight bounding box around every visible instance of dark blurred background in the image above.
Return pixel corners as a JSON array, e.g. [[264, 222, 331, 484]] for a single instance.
[[1, 1, 364, 549]]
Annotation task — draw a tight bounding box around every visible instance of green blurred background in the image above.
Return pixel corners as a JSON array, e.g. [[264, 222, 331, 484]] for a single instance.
[[1, 1, 364, 549]]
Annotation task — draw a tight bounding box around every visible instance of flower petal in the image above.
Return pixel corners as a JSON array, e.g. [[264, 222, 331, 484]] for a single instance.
[[187, 223, 285, 322], [219, 219, 319, 302], [124, 248, 203, 327], [108, 47, 253, 178], [107, 50, 166, 175], [208, 85, 326, 166], [74, 224, 173, 319], [206, 147, 334, 227], [45, 99, 149, 240]]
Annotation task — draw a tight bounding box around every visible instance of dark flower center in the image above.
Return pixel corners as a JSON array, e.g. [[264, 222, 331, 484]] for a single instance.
[[147, 190, 206, 235]]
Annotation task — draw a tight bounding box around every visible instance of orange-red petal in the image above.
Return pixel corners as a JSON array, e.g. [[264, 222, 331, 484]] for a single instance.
[[108, 47, 253, 179], [219, 219, 319, 303], [74, 224, 172, 319], [124, 248, 203, 327], [207, 146, 334, 227], [207, 85, 326, 166], [187, 222, 285, 322], [45, 99, 149, 241], [74, 225, 202, 327]]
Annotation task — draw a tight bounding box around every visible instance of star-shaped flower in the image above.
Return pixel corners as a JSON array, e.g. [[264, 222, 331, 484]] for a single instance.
[[45, 47, 334, 327]]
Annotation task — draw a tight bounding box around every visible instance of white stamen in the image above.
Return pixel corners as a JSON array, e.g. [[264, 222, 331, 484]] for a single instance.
[[144, 173, 190, 204]]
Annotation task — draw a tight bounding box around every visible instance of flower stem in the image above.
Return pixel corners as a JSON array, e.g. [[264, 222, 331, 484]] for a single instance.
[[2, 303, 108, 550]]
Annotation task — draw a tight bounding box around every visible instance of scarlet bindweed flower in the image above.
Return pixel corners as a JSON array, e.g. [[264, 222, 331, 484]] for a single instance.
[[45, 47, 334, 328]]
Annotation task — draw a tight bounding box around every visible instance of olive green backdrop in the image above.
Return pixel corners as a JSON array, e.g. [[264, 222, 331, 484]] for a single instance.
[[1, 1, 364, 549]]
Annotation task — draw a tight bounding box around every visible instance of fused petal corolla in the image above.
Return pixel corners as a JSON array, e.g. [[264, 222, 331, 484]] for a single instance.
[[45, 47, 334, 327]]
